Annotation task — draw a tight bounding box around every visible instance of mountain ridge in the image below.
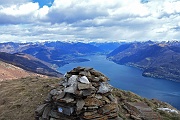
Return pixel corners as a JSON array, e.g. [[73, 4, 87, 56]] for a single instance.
[[0, 52, 62, 77], [107, 41, 180, 81], [0, 41, 180, 119], [1, 41, 180, 81], [0, 41, 121, 67]]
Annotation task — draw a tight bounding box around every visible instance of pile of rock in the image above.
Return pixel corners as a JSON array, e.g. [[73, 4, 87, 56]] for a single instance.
[[35, 67, 120, 120]]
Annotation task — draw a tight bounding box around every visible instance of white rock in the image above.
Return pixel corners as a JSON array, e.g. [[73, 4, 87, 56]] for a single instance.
[[79, 76, 90, 84], [97, 82, 112, 94], [157, 108, 178, 114], [68, 75, 78, 86]]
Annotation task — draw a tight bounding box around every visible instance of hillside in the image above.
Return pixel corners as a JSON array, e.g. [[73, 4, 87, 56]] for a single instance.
[[0, 77, 61, 120], [107, 41, 180, 81], [0, 52, 62, 77], [0, 77, 179, 120], [0, 60, 47, 81]]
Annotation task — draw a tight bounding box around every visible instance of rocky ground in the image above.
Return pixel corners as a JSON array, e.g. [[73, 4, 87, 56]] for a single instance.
[[0, 73, 180, 120]]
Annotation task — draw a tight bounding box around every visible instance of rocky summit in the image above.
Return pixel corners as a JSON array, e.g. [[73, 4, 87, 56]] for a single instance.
[[35, 67, 120, 120]]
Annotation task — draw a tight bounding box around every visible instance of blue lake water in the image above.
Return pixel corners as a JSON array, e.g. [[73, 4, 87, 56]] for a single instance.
[[58, 55, 180, 110]]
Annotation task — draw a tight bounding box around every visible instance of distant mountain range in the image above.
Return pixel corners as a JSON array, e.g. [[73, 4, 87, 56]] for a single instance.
[[21, 42, 102, 67], [89, 42, 122, 53], [1, 41, 180, 120], [0, 41, 120, 79], [107, 41, 180, 81], [1, 41, 180, 81], [0, 42, 33, 53], [0, 42, 120, 67]]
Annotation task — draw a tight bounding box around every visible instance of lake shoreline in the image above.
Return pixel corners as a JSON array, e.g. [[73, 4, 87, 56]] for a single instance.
[[58, 55, 180, 110]]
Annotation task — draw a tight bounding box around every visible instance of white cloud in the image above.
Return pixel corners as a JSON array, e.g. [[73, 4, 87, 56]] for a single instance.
[[0, 0, 31, 6], [0, 0, 180, 42], [0, 2, 39, 24], [35, 5, 49, 20], [0, 2, 39, 16]]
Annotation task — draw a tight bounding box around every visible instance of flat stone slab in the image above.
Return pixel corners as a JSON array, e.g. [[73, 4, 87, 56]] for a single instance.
[[76, 99, 85, 112], [78, 82, 92, 90], [125, 102, 162, 120], [84, 97, 103, 107]]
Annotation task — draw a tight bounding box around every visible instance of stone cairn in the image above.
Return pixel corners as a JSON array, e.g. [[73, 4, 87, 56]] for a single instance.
[[35, 67, 120, 120]]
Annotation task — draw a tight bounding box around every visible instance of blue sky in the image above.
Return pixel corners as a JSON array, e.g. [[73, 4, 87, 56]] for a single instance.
[[0, 0, 180, 43], [33, 0, 54, 7]]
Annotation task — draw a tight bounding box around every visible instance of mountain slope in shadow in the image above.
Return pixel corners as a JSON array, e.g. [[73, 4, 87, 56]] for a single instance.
[[0, 52, 62, 77], [108, 41, 180, 81]]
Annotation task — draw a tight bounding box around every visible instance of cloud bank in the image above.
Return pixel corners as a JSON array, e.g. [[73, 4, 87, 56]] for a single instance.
[[0, 0, 180, 43]]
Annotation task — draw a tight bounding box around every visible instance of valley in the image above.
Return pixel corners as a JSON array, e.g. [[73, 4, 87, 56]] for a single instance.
[[1, 41, 180, 82], [0, 41, 180, 110], [1, 1, 180, 119], [58, 55, 180, 110]]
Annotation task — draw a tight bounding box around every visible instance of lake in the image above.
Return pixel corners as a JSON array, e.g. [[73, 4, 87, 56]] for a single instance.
[[58, 55, 180, 110]]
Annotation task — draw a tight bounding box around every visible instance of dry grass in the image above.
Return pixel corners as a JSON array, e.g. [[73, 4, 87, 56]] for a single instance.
[[0, 77, 60, 120], [0, 77, 180, 120]]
